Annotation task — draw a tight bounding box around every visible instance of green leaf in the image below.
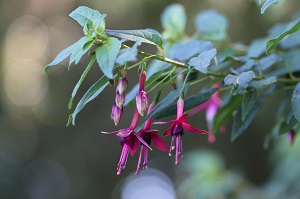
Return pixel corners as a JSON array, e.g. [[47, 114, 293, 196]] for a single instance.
[[69, 37, 92, 67], [266, 18, 300, 54], [259, 54, 283, 70], [242, 88, 257, 121], [169, 39, 214, 61], [247, 38, 269, 58], [268, 22, 300, 49], [248, 76, 277, 89], [267, 49, 300, 77], [69, 6, 106, 29], [105, 29, 163, 47], [45, 36, 88, 72], [188, 48, 217, 74], [195, 9, 228, 40], [292, 82, 300, 122], [154, 88, 217, 119], [224, 71, 256, 95], [96, 37, 121, 79], [68, 76, 109, 126], [161, 3, 186, 39], [260, 0, 280, 14], [116, 40, 142, 65], [231, 100, 262, 142], [68, 56, 96, 109], [212, 95, 243, 135]]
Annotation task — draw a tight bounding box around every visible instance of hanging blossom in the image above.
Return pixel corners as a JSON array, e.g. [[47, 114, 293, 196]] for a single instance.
[[102, 108, 150, 175], [103, 69, 152, 175], [111, 69, 128, 126], [191, 84, 223, 143], [136, 102, 168, 174], [154, 97, 208, 164]]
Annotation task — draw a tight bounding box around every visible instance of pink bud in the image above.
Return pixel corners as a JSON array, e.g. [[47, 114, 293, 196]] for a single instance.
[[111, 103, 123, 126], [136, 91, 149, 116], [139, 71, 146, 91], [117, 78, 128, 94], [287, 129, 295, 145], [115, 91, 125, 108]]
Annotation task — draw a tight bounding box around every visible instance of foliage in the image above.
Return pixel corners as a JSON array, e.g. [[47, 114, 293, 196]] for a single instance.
[[46, 2, 300, 171]]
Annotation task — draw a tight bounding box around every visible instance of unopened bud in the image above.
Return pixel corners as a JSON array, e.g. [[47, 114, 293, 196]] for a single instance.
[[136, 90, 149, 116], [115, 91, 125, 108], [287, 129, 295, 145], [111, 103, 123, 126], [116, 78, 128, 94], [139, 71, 147, 91]]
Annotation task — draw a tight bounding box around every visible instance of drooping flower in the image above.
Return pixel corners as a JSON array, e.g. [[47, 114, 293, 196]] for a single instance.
[[135, 103, 168, 174], [154, 98, 207, 164], [136, 71, 149, 116], [103, 108, 149, 175], [192, 84, 222, 143]]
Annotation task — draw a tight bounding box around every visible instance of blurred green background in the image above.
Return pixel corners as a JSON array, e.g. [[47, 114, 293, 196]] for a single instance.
[[0, 0, 299, 198]]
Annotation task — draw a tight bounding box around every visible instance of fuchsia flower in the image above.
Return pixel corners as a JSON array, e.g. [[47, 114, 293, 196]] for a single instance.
[[103, 109, 150, 175], [192, 84, 222, 143], [154, 98, 208, 164], [135, 103, 168, 174]]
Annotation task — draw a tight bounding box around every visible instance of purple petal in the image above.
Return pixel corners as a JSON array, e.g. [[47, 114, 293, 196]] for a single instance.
[[101, 131, 119, 135], [116, 128, 133, 137], [182, 123, 208, 134], [151, 133, 168, 152], [153, 119, 178, 125]]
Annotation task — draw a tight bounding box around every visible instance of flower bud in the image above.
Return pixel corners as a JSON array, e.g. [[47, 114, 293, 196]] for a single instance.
[[111, 103, 123, 126], [116, 91, 125, 108], [117, 78, 128, 94], [136, 90, 149, 116], [287, 129, 295, 145], [139, 71, 146, 91]]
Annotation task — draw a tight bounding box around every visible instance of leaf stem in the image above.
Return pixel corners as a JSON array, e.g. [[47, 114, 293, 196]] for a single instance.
[[147, 66, 177, 93], [181, 69, 193, 98], [122, 44, 300, 85]]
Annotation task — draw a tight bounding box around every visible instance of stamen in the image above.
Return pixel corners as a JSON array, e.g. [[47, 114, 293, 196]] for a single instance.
[[135, 145, 144, 175]]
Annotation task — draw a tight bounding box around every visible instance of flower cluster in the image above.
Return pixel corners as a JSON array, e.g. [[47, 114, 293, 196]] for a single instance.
[[103, 70, 216, 175], [111, 69, 128, 126]]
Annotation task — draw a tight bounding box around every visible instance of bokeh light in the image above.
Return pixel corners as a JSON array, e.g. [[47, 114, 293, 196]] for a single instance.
[[121, 169, 176, 199]]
